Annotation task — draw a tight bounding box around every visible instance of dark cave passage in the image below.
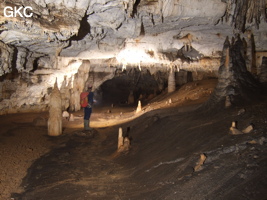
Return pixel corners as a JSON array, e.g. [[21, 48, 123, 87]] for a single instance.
[[95, 68, 168, 106]]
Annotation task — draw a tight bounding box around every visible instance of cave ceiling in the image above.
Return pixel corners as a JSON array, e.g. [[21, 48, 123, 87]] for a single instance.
[[0, 0, 267, 75], [0, 0, 267, 114]]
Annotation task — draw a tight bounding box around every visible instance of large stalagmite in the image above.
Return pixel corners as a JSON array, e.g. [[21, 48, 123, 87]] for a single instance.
[[48, 80, 62, 136], [205, 35, 262, 108]]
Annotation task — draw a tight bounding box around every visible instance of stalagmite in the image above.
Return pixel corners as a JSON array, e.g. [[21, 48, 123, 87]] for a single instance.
[[128, 91, 134, 104], [123, 137, 130, 150], [69, 114, 74, 121], [231, 121, 236, 128], [229, 121, 243, 135], [118, 127, 124, 149], [204, 35, 262, 109], [118, 137, 131, 152], [242, 125, 254, 134], [48, 80, 62, 136], [62, 111, 69, 119], [168, 67, 175, 93], [237, 108, 246, 115], [194, 153, 206, 172], [136, 100, 142, 113]]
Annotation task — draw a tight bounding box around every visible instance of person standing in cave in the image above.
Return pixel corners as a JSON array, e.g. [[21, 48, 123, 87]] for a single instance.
[[82, 86, 94, 131]]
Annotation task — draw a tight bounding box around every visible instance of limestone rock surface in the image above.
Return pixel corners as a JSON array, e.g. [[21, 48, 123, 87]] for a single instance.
[[0, 0, 267, 113]]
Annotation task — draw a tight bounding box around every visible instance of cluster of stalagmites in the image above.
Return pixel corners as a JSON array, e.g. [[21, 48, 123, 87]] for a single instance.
[[229, 121, 254, 135], [206, 34, 262, 108]]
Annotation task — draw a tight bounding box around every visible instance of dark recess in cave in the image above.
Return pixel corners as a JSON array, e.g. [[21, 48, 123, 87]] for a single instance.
[[70, 14, 90, 41], [98, 68, 163, 106], [133, 0, 141, 17], [140, 20, 145, 35], [30, 58, 39, 73]]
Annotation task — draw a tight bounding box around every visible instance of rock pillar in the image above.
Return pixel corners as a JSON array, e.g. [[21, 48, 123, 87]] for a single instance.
[[48, 80, 62, 136], [168, 67, 176, 93], [204, 36, 262, 108], [118, 127, 123, 149]]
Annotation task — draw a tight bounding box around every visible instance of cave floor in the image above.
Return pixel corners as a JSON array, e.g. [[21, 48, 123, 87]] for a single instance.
[[1, 79, 267, 200]]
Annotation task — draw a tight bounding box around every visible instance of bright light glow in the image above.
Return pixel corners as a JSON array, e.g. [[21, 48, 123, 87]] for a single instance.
[[47, 59, 83, 89], [116, 47, 156, 65]]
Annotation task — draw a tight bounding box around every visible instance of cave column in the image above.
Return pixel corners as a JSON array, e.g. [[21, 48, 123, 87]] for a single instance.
[[168, 66, 176, 93], [48, 80, 62, 136]]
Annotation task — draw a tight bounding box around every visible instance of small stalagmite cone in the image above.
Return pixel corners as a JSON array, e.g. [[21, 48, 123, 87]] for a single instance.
[[229, 121, 243, 135], [69, 114, 74, 121], [123, 137, 131, 151], [242, 125, 253, 134], [118, 127, 124, 149], [194, 153, 207, 172], [231, 121, 236, 128], [62, 111, 69, 119], [136, 100, 142, 113]]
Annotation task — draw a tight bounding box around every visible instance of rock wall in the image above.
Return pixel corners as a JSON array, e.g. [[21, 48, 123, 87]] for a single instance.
[[0, 41, 14, 76], [0, 57, 120, 114], [0, 0, 267, 114]]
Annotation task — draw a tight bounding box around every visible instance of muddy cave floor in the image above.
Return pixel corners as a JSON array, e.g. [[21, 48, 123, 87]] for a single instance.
[[1, 79, 267, 200]]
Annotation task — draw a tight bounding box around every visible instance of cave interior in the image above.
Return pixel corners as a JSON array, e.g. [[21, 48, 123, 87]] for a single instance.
[[1, 0, 267, 199]]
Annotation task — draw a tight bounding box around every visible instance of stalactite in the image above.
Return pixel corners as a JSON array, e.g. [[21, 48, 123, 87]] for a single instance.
[[224, 0, 267, 32]]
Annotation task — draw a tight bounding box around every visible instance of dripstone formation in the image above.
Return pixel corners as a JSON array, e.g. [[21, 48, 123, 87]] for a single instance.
[[205, 35, 262, 108]]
